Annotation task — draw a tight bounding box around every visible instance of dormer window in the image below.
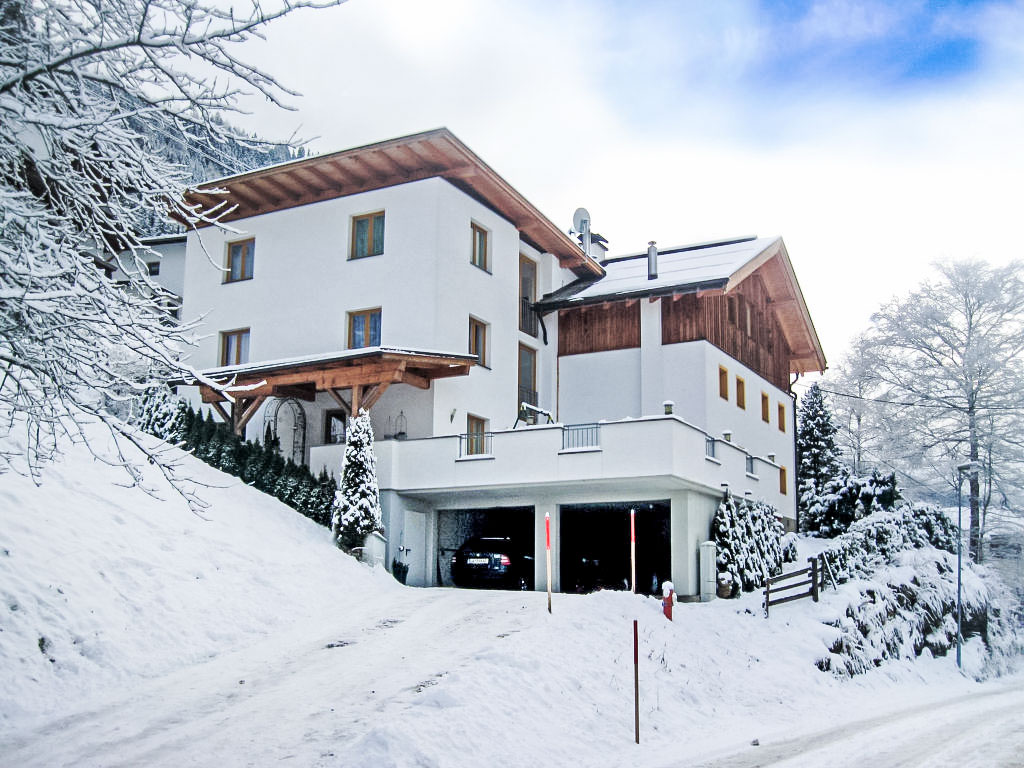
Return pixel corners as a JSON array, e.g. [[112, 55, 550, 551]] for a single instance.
[[225, 238, 254, 282], [351, 212, 385, 259]]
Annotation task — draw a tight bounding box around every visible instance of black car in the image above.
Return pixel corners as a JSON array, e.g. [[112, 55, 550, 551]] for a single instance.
[[450, 536, 534, 590]]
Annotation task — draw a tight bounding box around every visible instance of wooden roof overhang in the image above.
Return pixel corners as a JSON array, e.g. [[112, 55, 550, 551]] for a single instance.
[[179, 128, 603, 279], [723, 238, 826, 376], [186, 348, 475, 435]]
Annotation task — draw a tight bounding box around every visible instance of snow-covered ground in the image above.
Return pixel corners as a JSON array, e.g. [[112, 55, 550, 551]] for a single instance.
[[1, 425, 1020, 767]]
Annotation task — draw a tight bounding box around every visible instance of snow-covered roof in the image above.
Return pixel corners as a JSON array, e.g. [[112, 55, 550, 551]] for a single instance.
[[536, 236, 775, 308], [195, 346, 477, 380]]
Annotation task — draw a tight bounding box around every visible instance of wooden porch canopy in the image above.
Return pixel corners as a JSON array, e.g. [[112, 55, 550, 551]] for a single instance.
[[186, 347, 475, 436]]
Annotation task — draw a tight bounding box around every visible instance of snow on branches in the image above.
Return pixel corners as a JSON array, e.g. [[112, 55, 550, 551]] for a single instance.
[[0, 0, 340, 494], [332, 410, 383, 551], [713, 493, 796, 598]]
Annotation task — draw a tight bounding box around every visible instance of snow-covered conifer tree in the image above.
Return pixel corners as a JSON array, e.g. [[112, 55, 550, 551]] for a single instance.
[[797, 382, 844, 528], [332, 410, 383, 550]]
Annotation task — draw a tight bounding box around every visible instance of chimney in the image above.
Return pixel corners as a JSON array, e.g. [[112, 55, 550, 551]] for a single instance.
[[648, 241, 658, 280]]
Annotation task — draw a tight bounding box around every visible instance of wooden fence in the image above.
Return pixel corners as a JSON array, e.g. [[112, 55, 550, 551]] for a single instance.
[[763, 555, 828, 617]]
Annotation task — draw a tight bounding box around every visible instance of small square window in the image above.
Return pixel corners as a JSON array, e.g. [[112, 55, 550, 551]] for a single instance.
[[469, 317, 488, 367], [349, 308, 381, 349], [778, 403, 786, 432], [351, 212, 385, 259], [718, 366, 729, 400], [220, 328, 250, 366], [780, 466, 788, 495], [471, 223, 489, 271], [736, 377, 746, 409], [761, 393, 770, 423], [146, 261, 160, 276], [225, 239, 254, 282]]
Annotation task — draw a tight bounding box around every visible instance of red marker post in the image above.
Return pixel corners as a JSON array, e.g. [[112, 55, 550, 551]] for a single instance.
[[633, 618, 640, 744], [545, 510, 552, 614]]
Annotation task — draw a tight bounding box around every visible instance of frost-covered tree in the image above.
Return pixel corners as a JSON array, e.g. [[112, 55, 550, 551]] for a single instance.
[[333, 410, 383, 551], [796, 382, 843, 521], [0, 0, 339, 501], [713, 493, 791, 597], [868, 260, 1024, 561]]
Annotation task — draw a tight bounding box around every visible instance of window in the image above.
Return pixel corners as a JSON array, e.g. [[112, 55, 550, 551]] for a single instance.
[[778, 403, 786, 432], [471, 222, 489, 271], [349, 308, 381, 348], [466, 414, 487, 455], [225, 238, 254, 282], [220, 328, 250, 366], [519, 256, 538, 335], [780, 466, 788, 495], [469, 317, 488, 367], [324, 410, 347, 445], [518, 344, 537, 408], [146, 261, 160, 276], [761, 392, 770, 423], [351, 211, 385, 259], [736, 376, 746, 409], [718, 366, 729, 400]]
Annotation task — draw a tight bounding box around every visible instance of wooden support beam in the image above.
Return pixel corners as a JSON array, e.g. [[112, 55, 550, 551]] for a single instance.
[[361, 381, 391, 410], [398, 369, 430, 389], [234, 396, 266, 435], [327, 388, 352, 415], [210, 400, 231, 425], [200, 384, 227, 403], [351, 384, 362, 414], [272, 383, 317, 401]]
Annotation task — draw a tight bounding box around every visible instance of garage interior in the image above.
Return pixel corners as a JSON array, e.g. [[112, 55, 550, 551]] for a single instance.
[[560, 501, 671, 596], [436, 506, 535, 587]]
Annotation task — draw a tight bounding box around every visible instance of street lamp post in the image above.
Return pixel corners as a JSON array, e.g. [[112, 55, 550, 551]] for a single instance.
[[955, 461, 978, 672]]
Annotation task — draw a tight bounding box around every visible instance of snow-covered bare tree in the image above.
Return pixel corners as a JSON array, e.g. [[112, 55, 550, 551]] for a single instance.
[[868, 260, 1024, 562], [822, 334, 889, 476], [0, 0, 339, 495]]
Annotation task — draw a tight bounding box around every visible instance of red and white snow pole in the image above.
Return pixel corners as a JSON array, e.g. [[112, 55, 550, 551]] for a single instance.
[[546, 510, 552, 614], [629, 507, 637, 594]]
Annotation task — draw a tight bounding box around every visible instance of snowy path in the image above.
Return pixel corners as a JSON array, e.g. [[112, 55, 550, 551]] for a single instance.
[[685, 679, 1024, 768], [1, 588, 541, 767]]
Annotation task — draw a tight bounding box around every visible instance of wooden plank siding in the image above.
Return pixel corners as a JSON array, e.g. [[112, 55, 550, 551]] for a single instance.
[[558, 302, 641, 356], [662, 274, 792, 391]]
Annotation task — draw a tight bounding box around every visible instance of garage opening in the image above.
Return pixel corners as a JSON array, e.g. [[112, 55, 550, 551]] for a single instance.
[[560, 501, 670, 596], [437, 506, 534, 588]]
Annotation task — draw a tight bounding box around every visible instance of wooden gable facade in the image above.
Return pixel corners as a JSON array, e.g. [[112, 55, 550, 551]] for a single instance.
[[558, 271, 794, 392]]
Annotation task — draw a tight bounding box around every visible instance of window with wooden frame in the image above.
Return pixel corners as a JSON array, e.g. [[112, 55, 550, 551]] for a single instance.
[[761, 392, 770, 423], [736, 376, 746, 409], [718, 366, 729, 400], [780, 466, 788, 495], [350, 211, 385, 259], [348, 308, 381, 349], [470, 222, 489, 271], [466, 414, 487, 456], [323, 410, 347, 445], [778, 403, 786, 432], [518, 344, 537, 408], [225, 238, 254, 282], [469, 316, 488, 367], [519, 256, 538, 336], [220, 328, 250, 366]]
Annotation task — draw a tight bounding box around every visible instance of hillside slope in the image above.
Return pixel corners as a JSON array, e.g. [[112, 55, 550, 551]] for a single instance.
[[0, 425, 1018, 767]]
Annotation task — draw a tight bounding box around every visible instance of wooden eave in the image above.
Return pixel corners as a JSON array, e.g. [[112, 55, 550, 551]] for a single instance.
[[180, 128, 603, 278], [192, 349, 475, 405], [724, 238, 827, 376]]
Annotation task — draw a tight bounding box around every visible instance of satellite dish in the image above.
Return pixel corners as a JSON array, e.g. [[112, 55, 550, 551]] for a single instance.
[[572, 207, 591, 234]]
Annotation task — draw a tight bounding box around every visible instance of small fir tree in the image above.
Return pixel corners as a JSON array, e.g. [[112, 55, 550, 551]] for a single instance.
[[333, 410, 384, 550], [796, 382, 844, 528]]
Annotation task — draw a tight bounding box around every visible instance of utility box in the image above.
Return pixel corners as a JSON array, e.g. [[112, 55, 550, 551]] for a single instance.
[[699, 541, 717, 602], [361, 531, 388, 568]]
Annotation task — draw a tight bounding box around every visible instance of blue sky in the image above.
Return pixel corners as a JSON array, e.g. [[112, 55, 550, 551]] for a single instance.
[[242, 0, 1024, 364]]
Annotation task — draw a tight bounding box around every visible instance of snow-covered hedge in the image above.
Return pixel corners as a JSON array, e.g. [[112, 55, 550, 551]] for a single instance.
[[713, 494, 797, 598], [800, 468, 901, 537], [815, 504, 1020, 679], [820, 503, 955, 583]]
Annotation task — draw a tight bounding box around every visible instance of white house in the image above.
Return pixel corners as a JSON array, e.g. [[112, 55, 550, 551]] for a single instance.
[[166, 128, 826, 597]]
